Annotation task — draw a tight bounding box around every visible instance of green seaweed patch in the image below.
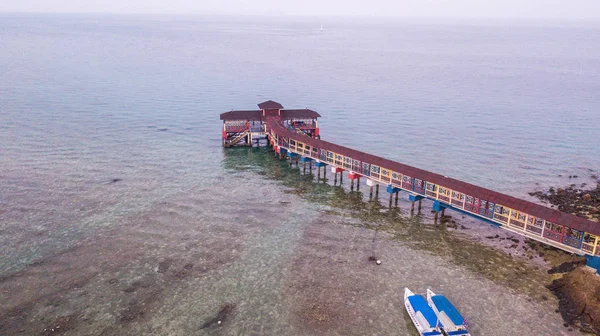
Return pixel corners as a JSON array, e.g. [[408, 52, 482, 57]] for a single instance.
[[223, 148, 555, 300]]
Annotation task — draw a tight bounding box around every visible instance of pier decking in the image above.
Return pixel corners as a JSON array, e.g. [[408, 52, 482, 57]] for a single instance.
[[221, 101, 600, 272]]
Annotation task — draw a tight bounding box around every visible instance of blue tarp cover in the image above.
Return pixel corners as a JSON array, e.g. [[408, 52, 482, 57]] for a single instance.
[[431, 295, 465, 326], [408, 295, 439, 328]]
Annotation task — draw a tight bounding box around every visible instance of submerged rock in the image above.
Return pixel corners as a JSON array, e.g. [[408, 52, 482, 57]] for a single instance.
[[104, 178, 122, 184], [530, 184, 600, 222], [199, 303, 235, 329], [547, 260, 586, 274], [547, 267, 600, 334]]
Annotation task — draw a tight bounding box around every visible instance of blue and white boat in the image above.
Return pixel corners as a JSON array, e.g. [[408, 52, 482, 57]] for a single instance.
[[426, 289, 471, 336], [404, 288, 443, 336]]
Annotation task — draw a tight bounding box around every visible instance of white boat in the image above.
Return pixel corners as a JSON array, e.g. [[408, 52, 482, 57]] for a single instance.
[[404, 288, 443, 336], [426, 289, 471, 336]]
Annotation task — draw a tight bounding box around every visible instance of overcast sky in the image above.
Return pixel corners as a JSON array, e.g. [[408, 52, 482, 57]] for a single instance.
[[2, 0, 600, 20]]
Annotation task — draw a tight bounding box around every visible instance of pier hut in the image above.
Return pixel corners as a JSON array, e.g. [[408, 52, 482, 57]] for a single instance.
[[220, 100, 320, 147]]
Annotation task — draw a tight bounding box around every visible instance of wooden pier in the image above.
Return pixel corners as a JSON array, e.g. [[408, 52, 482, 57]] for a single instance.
[[221, 101, 600, 273]]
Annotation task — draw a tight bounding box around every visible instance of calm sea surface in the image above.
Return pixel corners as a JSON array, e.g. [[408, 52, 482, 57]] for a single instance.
[[1, 14, 599, 335]]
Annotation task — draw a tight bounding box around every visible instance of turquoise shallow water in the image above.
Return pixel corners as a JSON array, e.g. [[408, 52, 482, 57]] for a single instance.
[[0, 14, 598, 335]]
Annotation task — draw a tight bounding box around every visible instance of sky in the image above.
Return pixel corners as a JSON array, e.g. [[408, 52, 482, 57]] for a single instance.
[[1, 0, 600, 20]]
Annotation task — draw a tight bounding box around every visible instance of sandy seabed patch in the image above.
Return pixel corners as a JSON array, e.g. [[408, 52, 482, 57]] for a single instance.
[[281, 212, 582, 336]]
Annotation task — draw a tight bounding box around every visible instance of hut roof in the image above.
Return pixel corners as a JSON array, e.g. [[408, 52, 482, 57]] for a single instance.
[[281, 109, 321, 119], [258, 100, 284, 110], [219, 110, 262, 121]]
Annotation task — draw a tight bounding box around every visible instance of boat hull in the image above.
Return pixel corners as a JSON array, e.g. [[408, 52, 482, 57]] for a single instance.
[[404, 288, 442, 336], [426, 289, 471, 336]]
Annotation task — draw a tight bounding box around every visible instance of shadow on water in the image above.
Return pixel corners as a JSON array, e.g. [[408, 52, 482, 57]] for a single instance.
[[222, 147, 554, 301]]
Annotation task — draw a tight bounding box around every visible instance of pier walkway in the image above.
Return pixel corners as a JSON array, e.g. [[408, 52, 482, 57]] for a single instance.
[[221, 101, 600, 273]]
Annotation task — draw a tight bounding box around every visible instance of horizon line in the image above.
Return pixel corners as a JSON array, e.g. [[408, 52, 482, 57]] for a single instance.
[[0, 11, 599, 22]]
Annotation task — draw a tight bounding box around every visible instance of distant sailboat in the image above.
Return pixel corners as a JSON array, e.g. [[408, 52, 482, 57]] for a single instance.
[[320, 24, 323, 32]]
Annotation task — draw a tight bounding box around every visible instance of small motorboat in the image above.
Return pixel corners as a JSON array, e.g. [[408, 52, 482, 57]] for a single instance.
[[426, 289, 471, 336], [404, 288, 443, 336]]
